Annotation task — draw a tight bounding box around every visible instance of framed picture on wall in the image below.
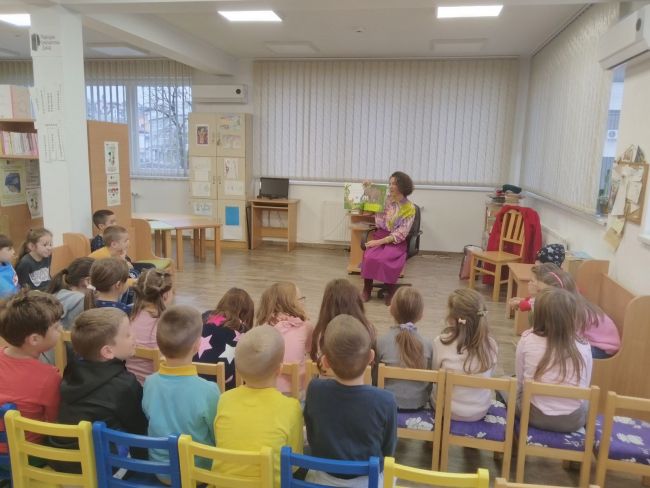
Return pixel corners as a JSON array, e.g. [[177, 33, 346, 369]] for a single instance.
[[196, 125, 209, 146]]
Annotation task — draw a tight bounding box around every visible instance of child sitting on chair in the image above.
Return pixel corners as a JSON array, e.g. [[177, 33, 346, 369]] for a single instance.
[[0, 234, 19, 299], [88, 258, 132, 314], [214, 325, 303, 486], [304, 314, 397, 487], [90, 209, 117, 252]]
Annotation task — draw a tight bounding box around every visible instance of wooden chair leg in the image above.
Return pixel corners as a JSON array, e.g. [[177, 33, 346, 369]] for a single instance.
[[492, 264, 502, 302], [468, 255, 477, 289]]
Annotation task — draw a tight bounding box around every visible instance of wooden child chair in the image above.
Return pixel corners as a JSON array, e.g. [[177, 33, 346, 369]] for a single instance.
[[235, 363, 301, 399], [383, 457, 489, 488]]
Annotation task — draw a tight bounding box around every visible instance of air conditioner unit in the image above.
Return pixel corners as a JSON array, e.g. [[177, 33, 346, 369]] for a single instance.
[[598, 5, 650, 70], [193, 84, 247, 104], [607, 129, 618, 139]]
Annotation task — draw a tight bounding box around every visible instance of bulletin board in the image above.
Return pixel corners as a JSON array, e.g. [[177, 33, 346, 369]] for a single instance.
[[608, 161, 648, 225]]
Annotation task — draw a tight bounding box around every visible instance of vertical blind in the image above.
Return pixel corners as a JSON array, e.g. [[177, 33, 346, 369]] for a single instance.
[[521, 3, 619, 212], [0, 60, 33, 86], [253, 59, 519, 184]]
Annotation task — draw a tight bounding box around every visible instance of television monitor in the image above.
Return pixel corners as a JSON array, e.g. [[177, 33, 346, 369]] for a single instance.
[[259, 177, 289, 199]]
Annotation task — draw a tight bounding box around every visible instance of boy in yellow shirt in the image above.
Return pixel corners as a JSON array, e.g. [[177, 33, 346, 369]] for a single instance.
[[214, 325, 303, 486]]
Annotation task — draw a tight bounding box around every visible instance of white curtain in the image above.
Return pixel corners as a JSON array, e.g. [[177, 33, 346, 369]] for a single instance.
[[253, 59, 519, 184], [521, 3, 619, 212]]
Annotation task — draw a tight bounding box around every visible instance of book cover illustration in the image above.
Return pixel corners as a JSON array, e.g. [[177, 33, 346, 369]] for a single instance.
[[344, 182, 387, 213]]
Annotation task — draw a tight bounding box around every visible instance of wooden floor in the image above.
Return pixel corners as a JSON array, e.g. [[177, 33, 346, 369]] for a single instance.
[[173, 243, 639, 487]]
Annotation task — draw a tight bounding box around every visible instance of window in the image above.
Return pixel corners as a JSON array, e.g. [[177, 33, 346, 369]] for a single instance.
[[85, 60, 192, 178]]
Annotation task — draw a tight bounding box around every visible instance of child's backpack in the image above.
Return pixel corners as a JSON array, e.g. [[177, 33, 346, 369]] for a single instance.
[[459, 245, 482, 280]]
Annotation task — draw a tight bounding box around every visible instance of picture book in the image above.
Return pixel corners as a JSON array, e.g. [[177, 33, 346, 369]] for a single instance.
[[344, 182, 387, 213]]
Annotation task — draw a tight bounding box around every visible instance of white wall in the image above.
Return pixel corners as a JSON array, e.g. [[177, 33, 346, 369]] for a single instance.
[[529, 57, 650, 296]]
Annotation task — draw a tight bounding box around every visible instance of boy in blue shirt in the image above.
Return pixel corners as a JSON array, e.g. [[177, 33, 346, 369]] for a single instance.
[[143, 305, 220, 477], [0, 234, 19, 298]]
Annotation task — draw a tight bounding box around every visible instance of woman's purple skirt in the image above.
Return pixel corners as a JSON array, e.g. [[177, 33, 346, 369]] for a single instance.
[[360, 228, 407, 284]]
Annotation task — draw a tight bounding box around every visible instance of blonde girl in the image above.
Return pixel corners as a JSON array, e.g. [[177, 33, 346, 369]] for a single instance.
[[194, 287, 255, 390], [126, 269, 174, 384], [16, 228, 53, 291], [376, 287, 433, 410], [433, 288, 498, 421], [88, 257, 131, 314], [516, 287, 592, 432], [256, 282, 313, 395]]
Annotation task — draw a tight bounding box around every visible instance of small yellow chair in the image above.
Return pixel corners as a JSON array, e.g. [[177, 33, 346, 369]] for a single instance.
[[469, 209, 525, 301], [236, 363, 302, 399], [383, 456, 489, 487], [53, 330, 72, 374], [193, 361, 227, 393], [177, 434, 273, 488], [376, 364, 445, 470], [516, 381, 600, 487], [495, 478, 599, 488], [440, 373, 517, 480], [4, 410, 97, 488], [305, 360, 372, 386]]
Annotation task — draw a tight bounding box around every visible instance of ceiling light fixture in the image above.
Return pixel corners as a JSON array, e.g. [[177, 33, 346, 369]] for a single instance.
[[218, 10, 282, 22], [0, 13, 31, 27], [437, 5, 503, 19]]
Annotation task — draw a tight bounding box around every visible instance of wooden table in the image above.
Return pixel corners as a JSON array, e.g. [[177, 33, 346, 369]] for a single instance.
[[133, 213, 221, 272], [249, 198, 299, 251], [506, 262, 534, 335], [347, 213, 375, 274]]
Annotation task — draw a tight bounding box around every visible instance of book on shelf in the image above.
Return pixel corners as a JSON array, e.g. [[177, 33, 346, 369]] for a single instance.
[[344, 182, 387, 213], [0, 85, 32, 120], [0, 131, 38, 157]]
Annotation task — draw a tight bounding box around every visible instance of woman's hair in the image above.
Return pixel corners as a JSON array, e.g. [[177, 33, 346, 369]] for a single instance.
[[390, 287, 425, 369], [256, 281, 307, 326], [390, 171, 414, 197], [86, 258, 130, 310], [531, 287, 585, 383], [47, 257, 95, 295], [531, 263, 605, 334], [131, 269, 173, 319], [310, 278, 376, 361], [441, 288, 496, 374], [209, 288, 255, 333], [18, 228, 52, 262]]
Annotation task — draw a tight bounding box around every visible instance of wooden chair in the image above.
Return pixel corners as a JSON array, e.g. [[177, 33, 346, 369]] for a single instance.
[[305, 360, 372, 386], [235, 363, 301, 399], [134, 345, 162, 373], [516, 381, 600, 487], [469, 209, 525, 301], [194, 361, 227, 393], [376, 364, 445, 470], [177, 434, 273, 488], [50, 244, 73, 277], [5, 409, 97, 488], [440, 373, 517, 479], [383, 456, 489, 488], [0, 403, 16, 485], [131, 218, 174, 270], [63, 232, 91, 258], [54, 329, 72, 374], [495, 478, 599, 488], [594, 391, 650, 487]]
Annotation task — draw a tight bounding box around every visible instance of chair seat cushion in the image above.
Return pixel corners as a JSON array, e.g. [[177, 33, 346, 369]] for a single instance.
[[450, 400, 508, 442], [515, 420, 586, 451], [397, 409, 435, 431], [136, 259, 172, 270], [595, 415, 650, 465]]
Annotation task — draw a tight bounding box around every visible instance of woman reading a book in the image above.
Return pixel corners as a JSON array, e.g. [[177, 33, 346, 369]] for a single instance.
[[361, 171, 416, 305]]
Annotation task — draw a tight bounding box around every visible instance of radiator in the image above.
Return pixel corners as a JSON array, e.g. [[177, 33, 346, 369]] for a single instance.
[[321, 201, 350, 242], [541, 223, 570, 250]]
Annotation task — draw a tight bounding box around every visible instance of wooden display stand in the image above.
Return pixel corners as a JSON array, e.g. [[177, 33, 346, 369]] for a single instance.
[[0, 118, 43, 241], [249, 198, 299, 251], [347, 213, 375, 274]]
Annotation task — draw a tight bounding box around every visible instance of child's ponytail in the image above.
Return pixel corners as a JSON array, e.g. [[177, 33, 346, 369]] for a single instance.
[[395, 323, 426, 369], [390, 287, 426, 369]]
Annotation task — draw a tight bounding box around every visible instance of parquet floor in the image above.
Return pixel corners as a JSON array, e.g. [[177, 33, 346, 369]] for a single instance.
[[172, 242, 638, 487]]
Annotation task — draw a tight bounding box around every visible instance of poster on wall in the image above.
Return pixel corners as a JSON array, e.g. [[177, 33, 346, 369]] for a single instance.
[[223, 158, 239, 179], [0, 159, 26, 207], [196, 125, 209, 146], [223, 205, 243, 240], [107, 173, 121, 206], [104, 141, 119, 174], [224, 180, 245, 197], [192, 200, 214, 217], [26, 188, 42, 218], [24, 160, 41, 189], [221, 134, 242, 150], [218, 114, 242, 132]]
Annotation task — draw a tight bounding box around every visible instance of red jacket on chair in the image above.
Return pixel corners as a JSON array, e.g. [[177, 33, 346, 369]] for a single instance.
[[482, 205, 542, 284]]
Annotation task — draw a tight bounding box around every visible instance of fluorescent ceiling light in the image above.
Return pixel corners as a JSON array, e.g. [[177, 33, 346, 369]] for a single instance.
[[437, 5, 503, 19], [0, 14, 31, 27], [218, 10, 281, 22]]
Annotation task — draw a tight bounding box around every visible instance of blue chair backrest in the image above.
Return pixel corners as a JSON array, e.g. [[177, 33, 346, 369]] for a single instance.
[[92, 421, 181, 487], [0, 403, 16, 482], [280, 446, 380, 488]]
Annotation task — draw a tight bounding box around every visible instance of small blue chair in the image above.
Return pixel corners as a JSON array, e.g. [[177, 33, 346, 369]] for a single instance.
[[92, 421, 181, 487], [0, 403, 16, 486], [280, 446, 380, 488]]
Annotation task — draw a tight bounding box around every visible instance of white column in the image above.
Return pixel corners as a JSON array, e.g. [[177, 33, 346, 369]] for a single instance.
[[30, 6, 91, 243]]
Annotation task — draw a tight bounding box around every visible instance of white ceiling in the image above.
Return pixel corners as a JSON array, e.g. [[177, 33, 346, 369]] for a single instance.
[[0, 0, 599, 68]]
